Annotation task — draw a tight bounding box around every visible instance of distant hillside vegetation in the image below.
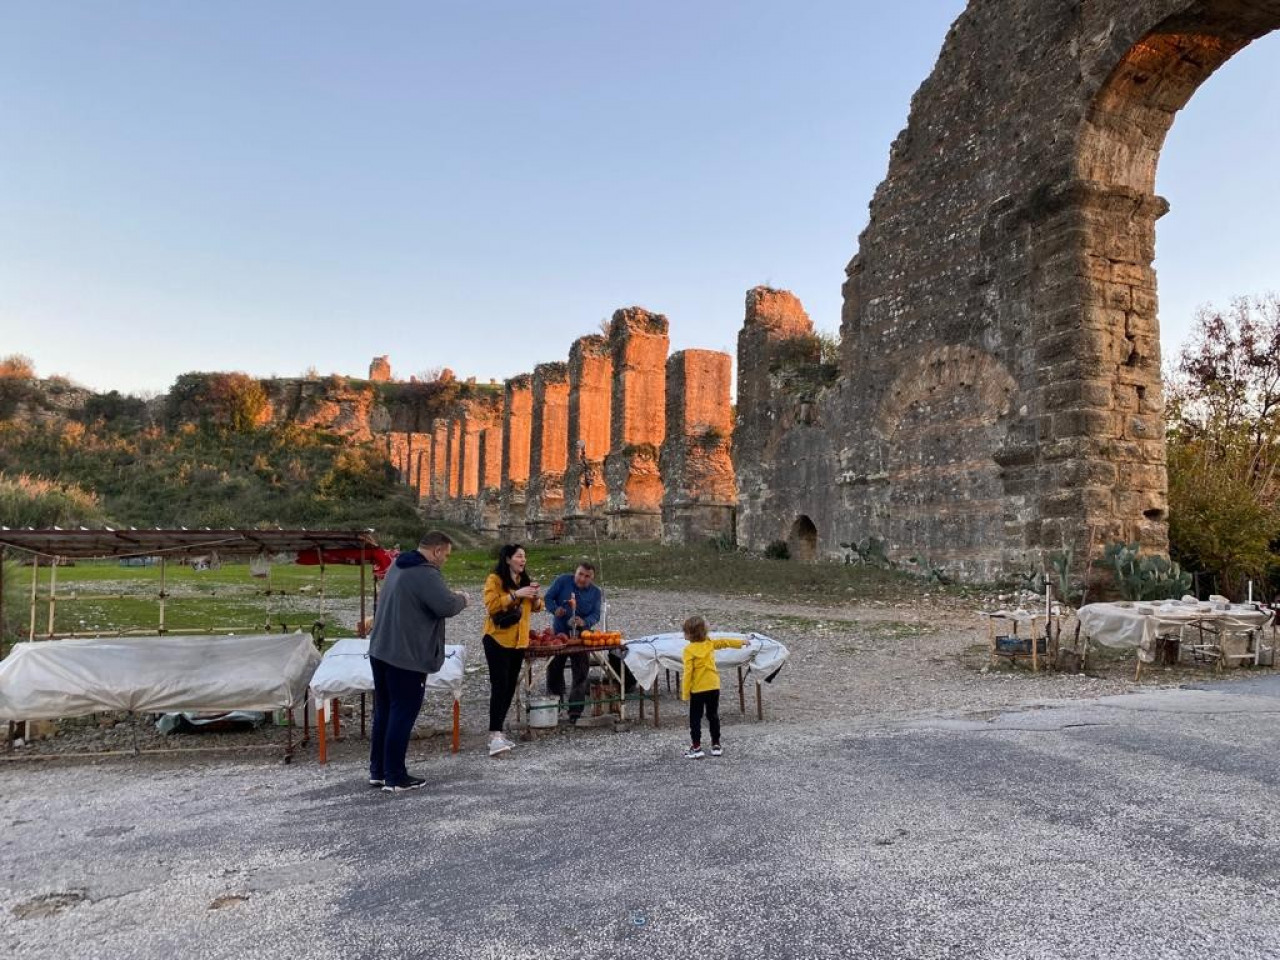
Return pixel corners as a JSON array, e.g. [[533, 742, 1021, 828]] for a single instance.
[[0, 369, 440, 548]]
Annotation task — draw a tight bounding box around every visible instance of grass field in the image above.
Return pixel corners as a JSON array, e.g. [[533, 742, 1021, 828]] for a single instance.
[[2, 539, 970, 646]]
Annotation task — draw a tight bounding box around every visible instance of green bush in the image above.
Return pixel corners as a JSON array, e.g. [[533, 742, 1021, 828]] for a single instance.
[[0, 473, 104, 528]]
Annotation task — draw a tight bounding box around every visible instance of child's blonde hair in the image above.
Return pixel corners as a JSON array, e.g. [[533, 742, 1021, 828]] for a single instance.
[[682, 614, 708, 642]]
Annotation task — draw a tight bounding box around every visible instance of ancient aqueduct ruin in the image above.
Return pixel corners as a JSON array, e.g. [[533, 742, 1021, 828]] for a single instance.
[[387, 1, 1280, 580]]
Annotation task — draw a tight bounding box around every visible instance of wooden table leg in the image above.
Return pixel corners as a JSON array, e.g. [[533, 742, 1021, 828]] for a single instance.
[[756, 681, 763, 721], [317, 702, 328, 764], [452, 699, 460, 754], [652, 679, 660, 728], [737, 666, 746, 715], [332, 697, 341, 740]]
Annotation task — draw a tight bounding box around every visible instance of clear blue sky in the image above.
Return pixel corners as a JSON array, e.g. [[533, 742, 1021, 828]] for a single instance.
[[0, 2, 1275, 395]]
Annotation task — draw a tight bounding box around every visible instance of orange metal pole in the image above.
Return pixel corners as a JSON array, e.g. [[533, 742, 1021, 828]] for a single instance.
[[316, 703, 328, 764]]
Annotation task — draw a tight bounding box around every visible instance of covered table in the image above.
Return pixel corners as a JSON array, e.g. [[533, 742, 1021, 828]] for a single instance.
[[622, 632, 789, 725], [308, 638, 466, 759], [0, 632, 320, 758], [1076, 601, 1272, 675]]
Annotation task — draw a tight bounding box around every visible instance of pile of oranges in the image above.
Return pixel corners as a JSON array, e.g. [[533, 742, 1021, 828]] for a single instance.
[[579, 629, 624, 648]]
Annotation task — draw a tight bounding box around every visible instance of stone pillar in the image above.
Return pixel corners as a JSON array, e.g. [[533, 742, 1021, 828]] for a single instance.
[[661, 350, 736, 544], [464, 393, 504, 534], [430, 418, 448, 506], [387, 432, 410, 484], [733, 287, 816, 552], [603, 307, 669, 539], [526, 362, 570, 541], [415, 448, 430, 501], [563, 335, 612, 541], [499, 374, 533, 542], [457, 403, 482, 528], [369, 355, 392, 382], [446, 415, 463, 520], [476, 418, 504, 537]]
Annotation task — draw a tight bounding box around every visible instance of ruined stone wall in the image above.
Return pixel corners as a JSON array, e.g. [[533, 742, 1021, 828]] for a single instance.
[[740, 0, 1280, 580], [369, 356, 392, 382], [499, 374, 533, 542], [563, 335, 612, 540], [661, 349, 736, 544], [525, 362, 570, 541], [603, 307, 669, 539], [733, 287, 825, 554]]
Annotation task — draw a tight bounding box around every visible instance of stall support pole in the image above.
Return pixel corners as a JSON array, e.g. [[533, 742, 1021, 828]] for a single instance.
[[756, 682, 763, 721], [360, 694, 367, 738], [45, 557, 58, 638], [0, 547, 6, 658], [158, 556, 167, 635], [652, 679, 660, 728], [737, 667, 746, 715], [452, 699, 460, 754], [316, 701, 328, 764], [28, 555, 38, 641], [332, 698, 341, 739], [358, 546, 367, 637]]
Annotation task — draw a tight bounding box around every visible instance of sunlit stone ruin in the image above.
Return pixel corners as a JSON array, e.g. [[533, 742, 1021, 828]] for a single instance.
[[385, 1, 1280, 578]]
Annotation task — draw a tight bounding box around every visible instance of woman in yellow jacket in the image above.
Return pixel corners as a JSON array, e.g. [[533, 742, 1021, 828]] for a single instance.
[[680, 614, 745, 759], [483, 544, 543, 756]]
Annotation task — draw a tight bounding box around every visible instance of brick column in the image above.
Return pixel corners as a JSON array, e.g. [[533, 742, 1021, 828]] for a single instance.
[[430, 418, 448, 506], [661, 350, 736, 544], [603, 307, 669, 539], [563, 335, 612, 541], [526, 362, 570, 541], [499, 374, 533, 542]]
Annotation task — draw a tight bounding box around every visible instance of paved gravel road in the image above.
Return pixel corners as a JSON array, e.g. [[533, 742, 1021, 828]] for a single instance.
[[2, 598, 1278, 960]]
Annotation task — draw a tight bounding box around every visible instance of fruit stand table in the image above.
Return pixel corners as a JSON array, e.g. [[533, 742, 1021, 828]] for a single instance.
[[519, 638, 642, 726]]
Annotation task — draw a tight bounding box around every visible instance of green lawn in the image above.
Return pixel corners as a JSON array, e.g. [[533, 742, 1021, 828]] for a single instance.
[[2, 541, 972, 645]]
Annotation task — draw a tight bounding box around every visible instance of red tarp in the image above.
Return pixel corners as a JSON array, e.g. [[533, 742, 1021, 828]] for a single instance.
[[294, 547, 397, 579]]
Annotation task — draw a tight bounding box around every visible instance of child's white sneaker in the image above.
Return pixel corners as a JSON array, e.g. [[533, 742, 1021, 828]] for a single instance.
[[710, 744, 723, 757], [684, 746, 705, 759]]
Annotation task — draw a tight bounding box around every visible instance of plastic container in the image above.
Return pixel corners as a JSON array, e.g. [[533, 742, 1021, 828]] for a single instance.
[[527, 695, 560, 728]]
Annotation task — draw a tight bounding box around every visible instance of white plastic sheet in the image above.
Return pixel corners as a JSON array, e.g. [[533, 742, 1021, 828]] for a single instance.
[[622, 632, 789, 691], [308, 637, 465, 707], [1076, 601, 1271, 662], [0, 633, 321, 722]]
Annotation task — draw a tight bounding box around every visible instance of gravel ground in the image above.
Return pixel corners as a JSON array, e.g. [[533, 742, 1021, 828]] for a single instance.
[[3, 589, 1278, 959]]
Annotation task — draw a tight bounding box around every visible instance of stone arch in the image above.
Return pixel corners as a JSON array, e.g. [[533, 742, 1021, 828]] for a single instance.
[[788, 515, 818, 563], [815, 0, 1280, 580]]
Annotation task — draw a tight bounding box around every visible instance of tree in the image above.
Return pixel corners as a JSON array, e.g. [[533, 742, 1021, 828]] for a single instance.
[[1166, 294, 1280, 594], [0, 354, 35, 379]]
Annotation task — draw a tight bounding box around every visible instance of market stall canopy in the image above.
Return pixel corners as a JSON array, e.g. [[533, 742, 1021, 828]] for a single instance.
[[0, 527, 382, 561]]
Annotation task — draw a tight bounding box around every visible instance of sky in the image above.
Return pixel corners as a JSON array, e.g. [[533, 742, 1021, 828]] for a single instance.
[[0, 2, 1276, 396]]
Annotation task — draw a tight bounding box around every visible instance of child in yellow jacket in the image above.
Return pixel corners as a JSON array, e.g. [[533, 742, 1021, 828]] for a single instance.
[[680, 615, 745, 759]]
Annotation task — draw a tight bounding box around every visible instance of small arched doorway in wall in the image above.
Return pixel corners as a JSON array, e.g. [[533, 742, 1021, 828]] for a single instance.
[[1039, 2, 1280, 553], [787, 515, 818, 563]]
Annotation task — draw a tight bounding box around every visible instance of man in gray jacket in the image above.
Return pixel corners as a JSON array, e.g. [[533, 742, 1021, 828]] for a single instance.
[[368, 530, 468, 792]]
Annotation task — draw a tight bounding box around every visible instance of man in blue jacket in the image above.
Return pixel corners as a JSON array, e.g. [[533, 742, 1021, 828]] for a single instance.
[[543, 562, 602, 724], [368, 530, 468, 792]]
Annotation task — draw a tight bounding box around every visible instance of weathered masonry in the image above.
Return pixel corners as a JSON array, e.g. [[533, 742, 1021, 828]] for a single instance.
[[736, 0, 1280, 579], [385, 307, 734, 545]]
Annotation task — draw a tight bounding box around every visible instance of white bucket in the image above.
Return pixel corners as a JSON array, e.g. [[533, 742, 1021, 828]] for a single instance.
[[527, 695, 560, 729]]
